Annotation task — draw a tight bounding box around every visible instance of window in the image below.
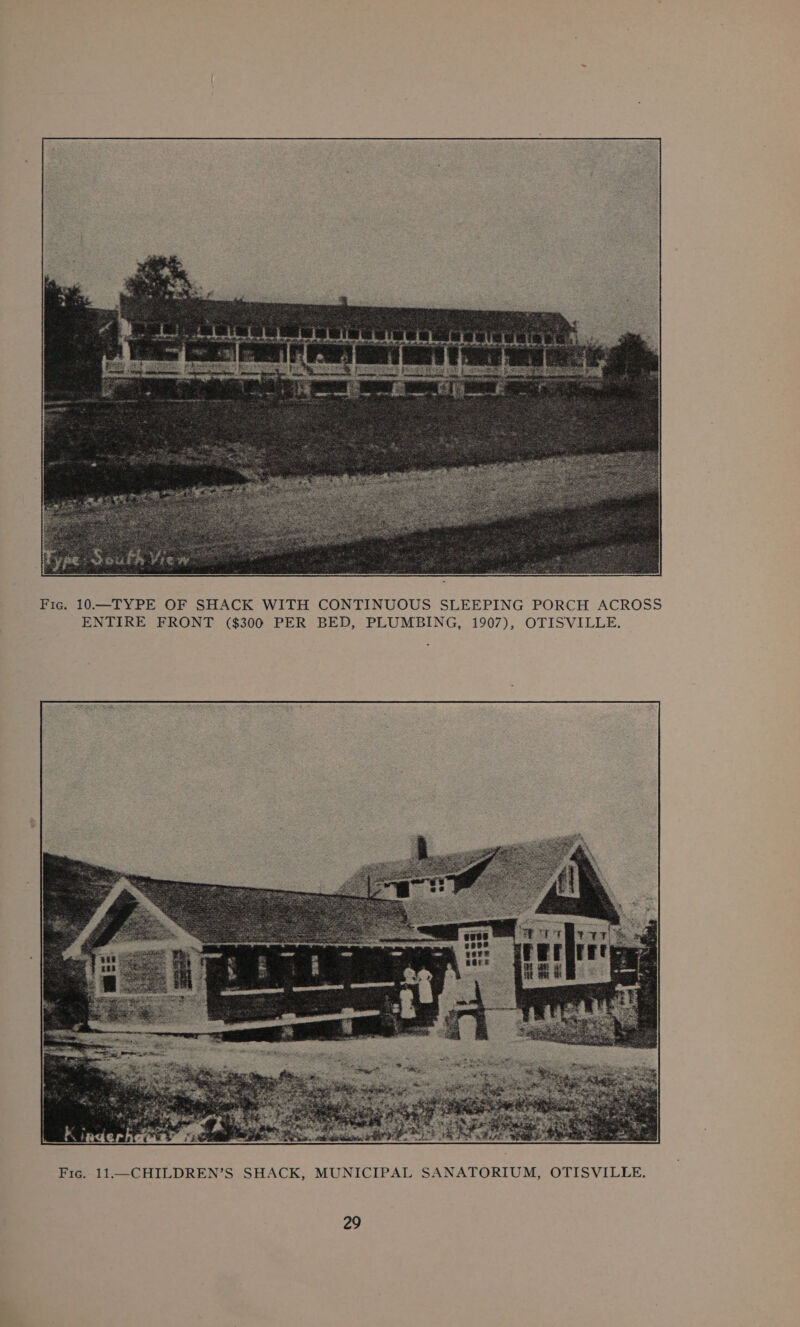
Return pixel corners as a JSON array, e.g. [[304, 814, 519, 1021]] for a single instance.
[[587, 945, 597, 961], [432, 329, 448, 342], [429, 878, 446, 894], [418, 330, 430, 342], [213, 325, 230, 337], [552, 943, 563, 981], [576, 944, 584, 961], [172, 951, 193, 990], [161, 323, 177, 336], [252, 326, 265, 338], [99, 953, 117, 993], [391, 330, 403, 341], [234, 325, 249, 337], [374, 329, 387, 340], [199, 325, 213, 337], [328, 327, 342, 339], [474, 332, 485, 344], [600, 945, 607, 958], [462, 928, 491, 969], [315, 328, 328, 340], [556, 862, 579, 897], [257, 953, 270, 983], [463, 331, 474, 343], [449, 331, 461, 342], [395, 881, 410, 899], [300, 327, 314, 339], [283, 326, 299, 338], [226, 955, 238, 985], [531, 333, 542, 345], [346, 328, 359, 340]]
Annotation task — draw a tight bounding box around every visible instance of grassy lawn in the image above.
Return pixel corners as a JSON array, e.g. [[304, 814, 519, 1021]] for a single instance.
[[212, 494, 659, 575], [44, 1038, 657, 1143], [44, 392, 658, 501]]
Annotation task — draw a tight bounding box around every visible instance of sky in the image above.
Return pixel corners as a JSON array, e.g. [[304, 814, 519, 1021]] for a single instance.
[[44, 139, 659, 348], [42, 702, 658, 910]]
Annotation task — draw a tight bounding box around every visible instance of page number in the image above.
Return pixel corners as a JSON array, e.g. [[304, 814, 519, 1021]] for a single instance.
[[343, 1215, 361, 1230]]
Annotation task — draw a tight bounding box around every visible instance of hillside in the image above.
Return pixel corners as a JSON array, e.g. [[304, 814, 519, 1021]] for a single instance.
[[42, 853, 123, 1027]]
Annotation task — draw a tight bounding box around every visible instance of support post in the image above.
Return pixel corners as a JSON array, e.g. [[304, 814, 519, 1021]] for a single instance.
[[582, 347, 587, 377], [281, 950, 295, 1015], [542, 344, 548, 376]]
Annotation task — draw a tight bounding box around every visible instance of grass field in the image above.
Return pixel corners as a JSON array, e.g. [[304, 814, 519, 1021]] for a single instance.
[[43, 1034, 658, 1143], [44, 392, 658, 502]]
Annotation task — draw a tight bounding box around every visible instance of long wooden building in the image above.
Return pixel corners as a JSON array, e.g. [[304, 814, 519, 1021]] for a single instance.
[[62, 832, 639, 1041], [101, 294, 601, 397]]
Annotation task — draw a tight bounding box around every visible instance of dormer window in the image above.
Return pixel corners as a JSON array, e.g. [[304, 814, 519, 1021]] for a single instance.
[[556, 861, 579, 898], [428, 877, 446, 894]]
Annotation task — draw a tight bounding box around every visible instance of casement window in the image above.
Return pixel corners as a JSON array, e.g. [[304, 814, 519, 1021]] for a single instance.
[[461, 927, 492, 970], [98, 953, 118, 993], [556, 862, 580, 898], [171, 950, 193, 991], [428, 877, 447, 894]]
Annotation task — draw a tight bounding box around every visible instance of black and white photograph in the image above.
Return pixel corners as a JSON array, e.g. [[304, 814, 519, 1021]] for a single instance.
[[42, 701, 659, 1144], [43, 138, 660, 576]]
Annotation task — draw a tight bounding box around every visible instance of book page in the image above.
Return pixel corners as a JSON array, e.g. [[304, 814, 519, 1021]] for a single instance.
[[1, 4, 797, 1325]]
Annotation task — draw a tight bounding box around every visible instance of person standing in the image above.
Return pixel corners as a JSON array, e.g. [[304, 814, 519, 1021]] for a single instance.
[[417, 964, 433, 1006], [399, 984, 416, 1025]]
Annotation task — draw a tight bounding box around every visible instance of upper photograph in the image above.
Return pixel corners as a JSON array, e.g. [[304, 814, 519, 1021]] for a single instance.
[[42, 138, 660, 576]]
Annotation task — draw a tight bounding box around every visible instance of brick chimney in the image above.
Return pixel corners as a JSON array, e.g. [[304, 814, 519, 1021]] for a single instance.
[[410, 834, 428, 861]]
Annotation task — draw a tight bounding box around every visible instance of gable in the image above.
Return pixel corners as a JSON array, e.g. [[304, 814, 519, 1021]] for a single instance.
[[535, 850, 611, 920], [93, 898, 175, 947]]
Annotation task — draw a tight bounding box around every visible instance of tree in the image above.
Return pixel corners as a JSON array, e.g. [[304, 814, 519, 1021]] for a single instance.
[[122, 254, 201, 301], [605, 331, 659, 377], [638, 917, 658, 1028], [44, 277, 105, 395], [582, 338, 607, 368]]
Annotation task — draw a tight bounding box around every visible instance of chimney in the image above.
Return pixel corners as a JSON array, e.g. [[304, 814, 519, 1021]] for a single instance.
[[410, 834, 428, 861], [339, 295, 348, 307]]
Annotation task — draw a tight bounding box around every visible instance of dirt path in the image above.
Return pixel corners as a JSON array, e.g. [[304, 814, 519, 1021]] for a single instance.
[[43, 449, 658, 573], [45, 1028, 657, 1078]]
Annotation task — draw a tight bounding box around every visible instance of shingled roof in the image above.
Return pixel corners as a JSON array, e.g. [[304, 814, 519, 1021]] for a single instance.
[[66, 871, 433, 955], [119, 293, 574, 337], [338, 834, 621, 927]]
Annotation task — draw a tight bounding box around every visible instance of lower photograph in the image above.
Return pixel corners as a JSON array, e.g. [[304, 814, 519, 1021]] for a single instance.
[[42, 700, 659, 1144]]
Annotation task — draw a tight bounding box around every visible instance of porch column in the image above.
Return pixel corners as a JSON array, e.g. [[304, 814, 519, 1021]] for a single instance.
[[391, 950, 404, 997], [582, 347, 587, 377], [339, 950, 353, 1000], [398, 343, 404, 378], [178, 342, 186, 375], [542, 344, 548, 375], [280, 950, 296, 1039], [457, 345, 463, 375], [351, 343, 357, 377], [234, 340, 240, 376], [339, 951, 354, 1036]]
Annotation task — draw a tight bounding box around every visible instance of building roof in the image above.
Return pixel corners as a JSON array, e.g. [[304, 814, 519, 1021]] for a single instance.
[[119, 294, 574, 337], [341, 848, 497, 893], [338, 834, 621, 926], [65, 872, 434, 955]]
